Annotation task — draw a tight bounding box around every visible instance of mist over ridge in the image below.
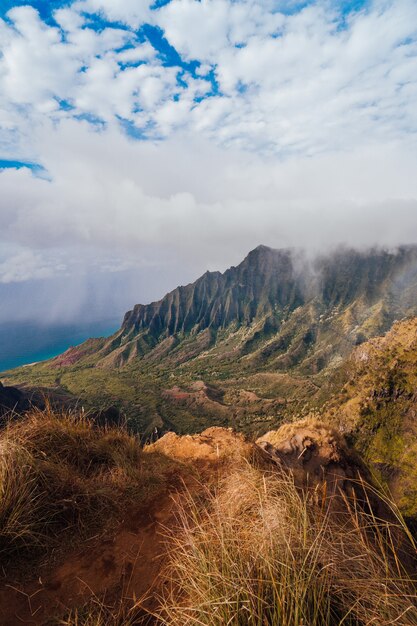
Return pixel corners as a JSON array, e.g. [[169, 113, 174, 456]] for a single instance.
[[1, 0, 417, 327]]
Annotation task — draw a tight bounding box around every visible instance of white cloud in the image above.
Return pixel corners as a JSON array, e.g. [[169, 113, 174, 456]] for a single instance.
[[0, 0, 416, 317], [155, 0, 285, 62], [116, 43, 156, 64], [0, 248, 66, 283], [54, 7, 85, 32], [0, 0, 416, 154], [1, 120, 417, 278], [2, 7, 78, 106], [75, 0, 152, 28]]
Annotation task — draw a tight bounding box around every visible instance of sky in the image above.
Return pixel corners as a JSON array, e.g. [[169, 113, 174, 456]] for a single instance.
[[0, 0, 417, 323]]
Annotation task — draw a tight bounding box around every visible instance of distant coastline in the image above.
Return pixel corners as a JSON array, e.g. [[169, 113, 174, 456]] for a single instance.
[[0, 319, 120, 373]]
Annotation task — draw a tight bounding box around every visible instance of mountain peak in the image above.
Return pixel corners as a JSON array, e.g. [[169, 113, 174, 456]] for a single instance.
[[50, 245, 417, 371], [249, 244, 273, 254], [243, 244, 287, 260]]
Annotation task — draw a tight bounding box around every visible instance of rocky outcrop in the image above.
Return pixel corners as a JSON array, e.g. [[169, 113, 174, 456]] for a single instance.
[[257, 419, 373, 502]]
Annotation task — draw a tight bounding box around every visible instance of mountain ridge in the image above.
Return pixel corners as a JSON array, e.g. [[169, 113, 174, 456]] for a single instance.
[[87, 243, 417, 370], [5, 243, 417, 438]]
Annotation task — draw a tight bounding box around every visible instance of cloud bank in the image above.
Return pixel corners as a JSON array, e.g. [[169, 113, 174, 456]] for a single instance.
[[0, 0, 417, 318]]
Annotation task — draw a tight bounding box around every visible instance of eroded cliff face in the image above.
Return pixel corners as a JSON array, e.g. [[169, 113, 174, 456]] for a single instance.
[[84, 244, 417, 370], [123, 246, 304, 334], [96, 246, 305, 367]]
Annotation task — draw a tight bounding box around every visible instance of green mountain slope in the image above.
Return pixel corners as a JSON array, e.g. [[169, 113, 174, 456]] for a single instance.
[[322, 317, 417, 517], [4, 244, 417, 437]]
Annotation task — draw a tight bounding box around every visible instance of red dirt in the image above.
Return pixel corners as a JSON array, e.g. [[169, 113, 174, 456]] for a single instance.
[[0, 424, 396, 624], [0, 428, 254, 625], [0, 492, 175, 625]]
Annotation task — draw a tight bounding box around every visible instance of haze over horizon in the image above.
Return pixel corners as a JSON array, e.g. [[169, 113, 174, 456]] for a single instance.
[[1, 0, 417, 324]]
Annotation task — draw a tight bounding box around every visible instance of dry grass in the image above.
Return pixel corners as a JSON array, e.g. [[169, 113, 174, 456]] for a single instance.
[[2, 410, 417, 625], [157, 463, 417, 626], [0, 404, 144, 564], [57, 596, 154, 626]]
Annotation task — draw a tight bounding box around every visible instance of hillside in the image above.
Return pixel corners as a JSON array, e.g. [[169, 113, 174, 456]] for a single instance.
[[322, 317, 417, 517], [0, 408, 416, 625], [5, 244, 417, 437]]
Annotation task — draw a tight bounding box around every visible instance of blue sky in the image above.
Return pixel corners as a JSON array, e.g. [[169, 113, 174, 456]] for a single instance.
[[0, 0, 417, 320], [0, 0, 414, 168]]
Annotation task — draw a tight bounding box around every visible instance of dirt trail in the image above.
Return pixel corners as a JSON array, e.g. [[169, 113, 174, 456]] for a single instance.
[[0, 423, 391, 625], [0, 427, 253, 625], [0, 491, 176, 625]]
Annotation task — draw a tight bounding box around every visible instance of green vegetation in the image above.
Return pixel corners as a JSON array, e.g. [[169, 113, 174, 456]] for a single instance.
[[322, 318, 417, 518]]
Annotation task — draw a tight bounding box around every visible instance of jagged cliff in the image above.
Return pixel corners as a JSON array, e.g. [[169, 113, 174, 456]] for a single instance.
[[123, 246, 304, 333], [5, 244, 417, 437], [97, 245, 306, 366], [70, 244, 417, 370]]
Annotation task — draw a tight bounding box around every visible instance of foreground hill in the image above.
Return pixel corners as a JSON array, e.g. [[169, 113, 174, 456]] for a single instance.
[[0, 381, 29, 417], [5, 244, 417, 437], [0, 408, 416, 625], [322, 317, 417, 517]]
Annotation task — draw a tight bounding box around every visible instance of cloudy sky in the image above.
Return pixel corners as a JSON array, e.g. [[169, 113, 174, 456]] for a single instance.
[[1, 0, 417, 322]]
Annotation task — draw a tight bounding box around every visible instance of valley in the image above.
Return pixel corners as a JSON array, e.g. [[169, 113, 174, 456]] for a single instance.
[[4, 244, 417, 437]]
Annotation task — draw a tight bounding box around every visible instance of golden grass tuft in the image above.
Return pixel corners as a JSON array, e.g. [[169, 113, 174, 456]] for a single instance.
[[157, 463, 417, 626], [0, 404, 143, 564]]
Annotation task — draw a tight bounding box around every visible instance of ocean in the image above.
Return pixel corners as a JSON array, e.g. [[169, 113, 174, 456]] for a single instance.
[[0, 319, 120, 373]]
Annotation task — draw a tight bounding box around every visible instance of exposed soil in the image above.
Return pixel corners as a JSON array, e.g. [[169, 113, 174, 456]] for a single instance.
[[0, 427, 254, 625], [0, 487, 175, 625], [0, 423, 404, 625]]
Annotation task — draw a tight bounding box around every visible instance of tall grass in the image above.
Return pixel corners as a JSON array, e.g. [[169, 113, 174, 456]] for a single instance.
[[0, 440, 44, 551], [158, 463, 417, 626], [0, 405, 143, 563], [2, 409, 417, 625]]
